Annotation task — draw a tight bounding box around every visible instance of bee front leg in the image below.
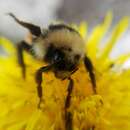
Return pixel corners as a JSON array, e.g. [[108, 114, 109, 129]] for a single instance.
[[17, 41, 32, 78], [84, 56, 96, 93], [65, 77, 74, 130], [35, 66, 51, 108]]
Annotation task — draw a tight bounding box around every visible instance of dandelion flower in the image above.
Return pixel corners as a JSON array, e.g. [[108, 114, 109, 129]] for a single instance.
[[0, 12, 130, 130]]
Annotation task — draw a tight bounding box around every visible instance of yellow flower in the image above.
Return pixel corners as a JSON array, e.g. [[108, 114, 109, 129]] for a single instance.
[[0, 12, 130, 130]]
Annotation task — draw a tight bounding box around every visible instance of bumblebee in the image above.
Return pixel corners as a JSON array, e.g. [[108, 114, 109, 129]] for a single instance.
[[9, 13, 96, 109]]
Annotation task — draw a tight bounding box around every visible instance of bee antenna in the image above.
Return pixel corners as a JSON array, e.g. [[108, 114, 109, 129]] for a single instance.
[[7, 13, 17, 21], [7, 12, 41, 37]]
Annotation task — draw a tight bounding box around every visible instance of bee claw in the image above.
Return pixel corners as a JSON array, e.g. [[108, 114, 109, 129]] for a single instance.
[[22, 66, 26, 79], [38, 98, 44, 109]]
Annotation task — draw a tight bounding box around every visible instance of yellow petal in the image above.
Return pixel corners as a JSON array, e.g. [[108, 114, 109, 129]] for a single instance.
[[79, 22, 88, 38], [87, 11, 113, 60], [99, 16, 129, 62]]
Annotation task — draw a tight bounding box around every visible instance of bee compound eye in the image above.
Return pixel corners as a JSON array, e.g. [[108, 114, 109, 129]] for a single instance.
[[54, 53, 60, 61], [74, 54, 80, 60], [54, 50, 64, 62]]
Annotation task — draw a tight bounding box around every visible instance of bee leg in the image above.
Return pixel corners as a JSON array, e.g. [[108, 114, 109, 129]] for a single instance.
[[92, 126, 95, 130], [35, 66, 51, 108], [17, 40, 32, 78], [65, 77, 74, 130], [84, 56, 96, 93], [8, 13, 41, 36], [65, 77, 74, 109]]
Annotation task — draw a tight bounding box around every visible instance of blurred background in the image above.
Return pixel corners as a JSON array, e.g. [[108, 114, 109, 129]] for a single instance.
[[0, 0, 130, 58]]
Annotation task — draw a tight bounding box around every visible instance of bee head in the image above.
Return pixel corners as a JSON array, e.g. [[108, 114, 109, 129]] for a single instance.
[[44, 44, 81, 73]]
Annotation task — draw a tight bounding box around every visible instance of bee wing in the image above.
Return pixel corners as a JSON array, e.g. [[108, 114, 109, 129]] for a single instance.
[[8, 13, 41, 37]]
